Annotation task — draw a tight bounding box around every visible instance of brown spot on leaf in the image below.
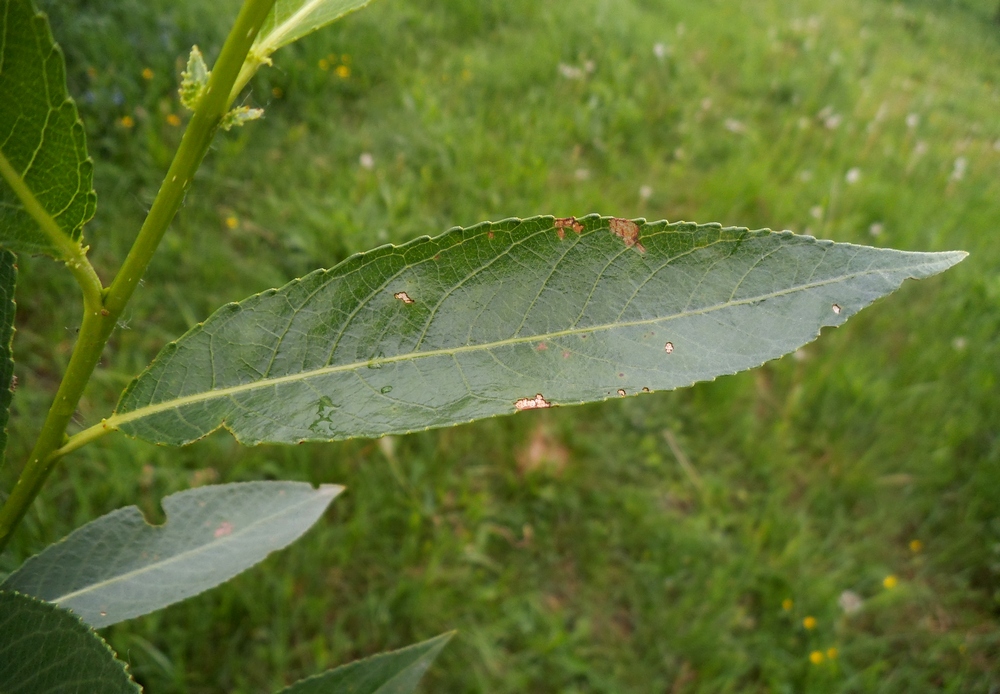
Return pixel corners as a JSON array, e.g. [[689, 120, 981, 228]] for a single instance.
[[609, 217, 646, 253], [214, 521, 234, 538], [562, 350, 571, 359], [832, 303, 842, 314], [664, 341, 674, 354], [536, 342, 548, 351], [554, 216, 584, 234], [617, 388, 626, 397], [515, 393, 551, 411], [556, 226, 566, 240], [487, 231, 494, 239], [394, 291, 415, 304], [642, 387, 650, 393]]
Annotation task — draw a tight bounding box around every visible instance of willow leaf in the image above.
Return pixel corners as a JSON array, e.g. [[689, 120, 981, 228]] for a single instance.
[[0, 250, 15, 464], [2, 481, 342, 628], [255, 0, 375, 55], [233, 0, 374, 96], [0, 591, 140, 694], [276, 632, 453, 694], [0, 0, 97, 258], [106, 216, 964, 446]]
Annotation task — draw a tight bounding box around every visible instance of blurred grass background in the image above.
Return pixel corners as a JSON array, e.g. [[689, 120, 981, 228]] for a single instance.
[[2, 0, 1000, 691]]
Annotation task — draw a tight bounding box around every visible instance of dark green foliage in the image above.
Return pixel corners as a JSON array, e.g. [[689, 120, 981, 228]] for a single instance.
[[0, 0, 96, 257], [0, 591, 140, 693]]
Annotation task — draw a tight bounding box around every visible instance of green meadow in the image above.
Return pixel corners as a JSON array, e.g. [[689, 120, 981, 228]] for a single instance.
[[3, 0, 1000, 691]]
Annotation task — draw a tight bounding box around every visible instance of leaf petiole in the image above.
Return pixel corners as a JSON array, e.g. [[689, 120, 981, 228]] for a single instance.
[[0, 150, 104, 312]]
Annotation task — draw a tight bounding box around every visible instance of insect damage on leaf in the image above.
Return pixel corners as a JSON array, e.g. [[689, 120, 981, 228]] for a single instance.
[[213, 521, 234, 538], [515, 394, 551, 411], [554, 216, 585, 240], [664, 341, 674, 354], [609, 217, 646, 253], [394, 291, 415, 304]]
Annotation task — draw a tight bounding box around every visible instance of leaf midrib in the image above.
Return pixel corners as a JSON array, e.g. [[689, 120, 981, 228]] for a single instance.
[[258, 0, 333, 52], [51, 487, 338, 607], [110, 261, 947, 428]]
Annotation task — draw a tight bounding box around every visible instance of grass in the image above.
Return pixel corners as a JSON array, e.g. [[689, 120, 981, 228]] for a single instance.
[[3, 0, 1000, 691]]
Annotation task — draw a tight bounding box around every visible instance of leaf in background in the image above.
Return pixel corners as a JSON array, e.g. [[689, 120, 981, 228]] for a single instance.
[[2, 481, 342, 628], [0, 250, 15, 464], [276, 632, 453, 694], [0, 0, 97, 258], [0, 591, 140, 694], [255, 0, 375, 55], [107, 216, 965, 446]]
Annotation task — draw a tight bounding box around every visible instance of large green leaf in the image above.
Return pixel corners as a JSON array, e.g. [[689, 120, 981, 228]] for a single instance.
[[0, 250, 15, 464], [0, 591, 140, 694], [2, 481, 342, 628], [255, 0, 375, 55], [276, 632, 453, 694], [107, 216, 964, 446], [0, 0, 96, 258]]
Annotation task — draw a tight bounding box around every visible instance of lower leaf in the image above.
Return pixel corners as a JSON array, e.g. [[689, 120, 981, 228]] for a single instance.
[[0, 591, 141, 693]]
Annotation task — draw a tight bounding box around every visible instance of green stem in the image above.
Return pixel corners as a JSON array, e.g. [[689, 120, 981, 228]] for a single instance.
[[0, 151, 104, 313], [0, 0, 278, 553]]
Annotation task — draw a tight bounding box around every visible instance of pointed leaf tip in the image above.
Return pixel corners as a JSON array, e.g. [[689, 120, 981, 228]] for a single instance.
[[110, 217, 964, 447], [2, 481, 341, 627], [276, 631, 454, 694]]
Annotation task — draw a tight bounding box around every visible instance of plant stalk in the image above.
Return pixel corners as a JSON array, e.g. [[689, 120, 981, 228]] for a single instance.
[[0, 0, 278, 553]]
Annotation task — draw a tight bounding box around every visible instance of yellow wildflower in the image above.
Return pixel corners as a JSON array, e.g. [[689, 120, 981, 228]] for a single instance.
[[335, 65, 350, 79], [142, 67, 154, 80], [883, 575, 898, 589], [809, 651, 824, 664], [802, 616, 817, 630], [781, 598, 793, 611], [826, 647, 838, 659], [166, 114, 181, 127], [225, 216, 238, 229], [909, 539, 923, 553], [120, 115, 135, 128]]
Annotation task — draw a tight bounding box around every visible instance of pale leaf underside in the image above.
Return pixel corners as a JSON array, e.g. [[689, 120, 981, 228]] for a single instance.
[[2, 482, 342, 627], [254, 0, 375, 55], [110, 216, 964, 447], [0, 0, 96, 257]]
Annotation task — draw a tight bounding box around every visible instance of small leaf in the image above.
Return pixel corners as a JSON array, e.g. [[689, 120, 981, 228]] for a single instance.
[[2, 481, 342, 628], [276, 632, 453, 694], [220, 105, 264, 131], [0, 250, 15, 464], [255, 0, 376, 56], [107, 217, 965, 447], [179, 45, 210, 111], [0, 0, 97, 258], [0, 591, 141, 694]]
